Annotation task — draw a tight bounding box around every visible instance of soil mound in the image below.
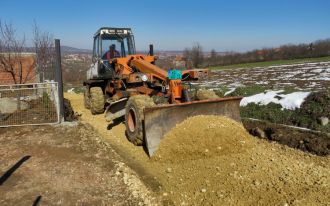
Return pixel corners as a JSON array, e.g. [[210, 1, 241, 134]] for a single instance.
[[152, 115, 253, 162], [300, 90, 330, 118], [287, 90, 330, 133], [243, 119, 330, 156], [196, 90, 219, 100], [64, 98, 77, 121]]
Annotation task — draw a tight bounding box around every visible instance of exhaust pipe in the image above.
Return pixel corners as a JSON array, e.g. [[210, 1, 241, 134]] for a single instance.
[[149, 44, 154, 56]]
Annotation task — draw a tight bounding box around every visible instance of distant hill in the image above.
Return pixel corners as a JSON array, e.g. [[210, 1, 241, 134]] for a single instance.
[[61, 46, 92, 54], [18, 46, 92, 54]]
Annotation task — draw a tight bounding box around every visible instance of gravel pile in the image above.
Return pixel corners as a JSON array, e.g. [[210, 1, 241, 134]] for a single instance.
[[153, 115, 253, 162], [151, 115, 330, 205]]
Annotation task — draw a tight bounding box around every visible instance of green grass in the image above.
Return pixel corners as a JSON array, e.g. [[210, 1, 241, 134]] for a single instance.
[[241, 102, 329, 133], [227, 85, 268, 97], [240, 90, 330, 133], [240, 103, 296, 124], [210, 56, 330, 70]]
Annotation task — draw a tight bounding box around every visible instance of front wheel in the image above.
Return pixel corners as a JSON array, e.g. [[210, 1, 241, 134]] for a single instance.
[[125, 95, 155, 145]]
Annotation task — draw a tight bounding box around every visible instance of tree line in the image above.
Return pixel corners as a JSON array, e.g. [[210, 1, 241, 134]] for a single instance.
[[183, 39, 330, 68]]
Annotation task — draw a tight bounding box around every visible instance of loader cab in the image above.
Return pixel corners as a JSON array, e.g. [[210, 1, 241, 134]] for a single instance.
[[92, 27, 136, 62], [88, 27, 136, 80]]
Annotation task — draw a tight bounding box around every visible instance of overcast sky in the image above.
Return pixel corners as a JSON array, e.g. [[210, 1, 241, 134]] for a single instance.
[[1, 0, 329, 52]]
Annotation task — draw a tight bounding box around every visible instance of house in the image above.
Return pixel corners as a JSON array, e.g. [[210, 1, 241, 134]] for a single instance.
[[0, 53, 37, 85], [173, 55, 187, 68]]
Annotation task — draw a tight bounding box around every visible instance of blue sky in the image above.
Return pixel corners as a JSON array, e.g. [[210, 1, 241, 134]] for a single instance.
[[1, 0, 329, 52]]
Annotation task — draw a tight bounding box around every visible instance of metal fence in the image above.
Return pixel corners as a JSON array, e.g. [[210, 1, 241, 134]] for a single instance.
[[0, 82, 60, 127]]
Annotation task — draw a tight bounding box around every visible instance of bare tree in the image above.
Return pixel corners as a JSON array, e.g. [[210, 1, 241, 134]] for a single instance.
[[0, 20, 37, 110], [183, 42, 204, 68], [32, 21, 54, 82], [191, 42, 204, 68], [183, 48, 192, 69], [210, 49, 217, 66], [0, 20, 35, 84]]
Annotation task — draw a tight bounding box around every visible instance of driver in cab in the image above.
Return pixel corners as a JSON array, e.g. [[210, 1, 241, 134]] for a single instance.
[[103, 44, 120, 60]]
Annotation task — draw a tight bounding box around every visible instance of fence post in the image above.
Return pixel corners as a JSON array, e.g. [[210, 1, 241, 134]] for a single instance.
[[54, 39, 65, 122]]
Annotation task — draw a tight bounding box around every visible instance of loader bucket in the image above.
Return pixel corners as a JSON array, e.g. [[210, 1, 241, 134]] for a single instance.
[[143, 96, 243, 156]]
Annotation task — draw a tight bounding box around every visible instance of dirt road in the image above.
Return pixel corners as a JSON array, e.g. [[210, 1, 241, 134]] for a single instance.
[[0, 123, 159, 206], [66, 93, 330, 206]]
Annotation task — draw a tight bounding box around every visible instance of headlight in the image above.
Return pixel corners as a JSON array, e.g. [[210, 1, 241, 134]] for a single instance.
[[141, 74, 148, 82]]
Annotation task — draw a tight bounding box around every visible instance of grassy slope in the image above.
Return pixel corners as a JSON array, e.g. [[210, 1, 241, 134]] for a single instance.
[[210, 56, 330, 70], [223, 86, 330, 133]]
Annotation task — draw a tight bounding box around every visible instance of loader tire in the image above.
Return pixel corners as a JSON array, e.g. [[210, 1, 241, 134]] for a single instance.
[[125, 95, 155, 146], [196, 89, 219, 100], [84, 88, 91, 109], [90, 87, 105, 115]]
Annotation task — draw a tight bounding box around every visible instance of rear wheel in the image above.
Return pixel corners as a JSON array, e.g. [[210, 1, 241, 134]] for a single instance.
[[90, 87, 105, 114], [125, 95, 155, 145], [83, 88, 90, 109]]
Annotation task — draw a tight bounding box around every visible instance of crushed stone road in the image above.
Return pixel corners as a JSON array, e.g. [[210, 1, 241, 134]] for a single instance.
[[66, 93, 330, 206]]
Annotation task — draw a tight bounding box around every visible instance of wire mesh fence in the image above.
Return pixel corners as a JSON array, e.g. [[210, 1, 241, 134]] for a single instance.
[[0, 82, 59, 127]]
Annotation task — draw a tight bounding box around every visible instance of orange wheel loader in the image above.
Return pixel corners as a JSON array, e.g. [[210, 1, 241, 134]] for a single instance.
[[83, 27, 242, 156]]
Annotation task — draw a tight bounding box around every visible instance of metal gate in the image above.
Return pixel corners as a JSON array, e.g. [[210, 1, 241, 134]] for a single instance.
[[0, 82, 60, 127]]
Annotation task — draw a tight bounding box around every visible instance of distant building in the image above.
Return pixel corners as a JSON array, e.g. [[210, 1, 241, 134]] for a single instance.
[[173, 55, 186, 69], [0, 53, 37, 85], [274, 48, 281, 53]]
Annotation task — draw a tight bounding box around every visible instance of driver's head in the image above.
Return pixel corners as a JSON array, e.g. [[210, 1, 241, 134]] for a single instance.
[[110, 44, 116, 50]]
